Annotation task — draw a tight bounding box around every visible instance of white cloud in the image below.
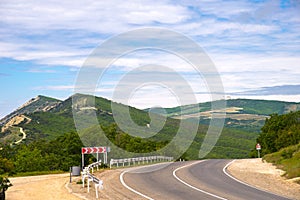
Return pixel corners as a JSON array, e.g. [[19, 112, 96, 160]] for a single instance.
[[211, 53, 300, 73], [34, 85, 75, 91], [0, 0, 189, 33], [1, 0, 300, 112], [0, 0, 191, 68], [214, 54, 300, 93]]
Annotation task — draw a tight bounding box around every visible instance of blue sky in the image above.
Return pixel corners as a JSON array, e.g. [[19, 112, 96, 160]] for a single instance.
[[0, 0, 300, 118]]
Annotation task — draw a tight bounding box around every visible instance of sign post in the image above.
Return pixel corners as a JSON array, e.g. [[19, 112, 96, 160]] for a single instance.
[[256, 143, 261, 158], [82, 153, 84, 170]]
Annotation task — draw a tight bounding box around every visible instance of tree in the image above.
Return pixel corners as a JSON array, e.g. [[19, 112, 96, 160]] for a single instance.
[[255, 111, 300, 156], [0, 158, 14, 175], [14, 146, 46, 172]]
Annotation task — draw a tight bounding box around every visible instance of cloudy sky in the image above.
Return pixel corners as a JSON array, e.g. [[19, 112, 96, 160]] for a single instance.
[[0, 0, 300, 118]]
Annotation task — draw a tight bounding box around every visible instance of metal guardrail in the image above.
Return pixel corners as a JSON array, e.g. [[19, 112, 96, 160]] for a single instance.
[[81, 160, 104, 199], [110, 156, 173, 168], [81, 155, 173, 198]]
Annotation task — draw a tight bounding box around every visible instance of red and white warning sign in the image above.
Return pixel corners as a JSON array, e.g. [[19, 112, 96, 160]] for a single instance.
[[82, 147, 106, 154], [256, 143, 261, 150]]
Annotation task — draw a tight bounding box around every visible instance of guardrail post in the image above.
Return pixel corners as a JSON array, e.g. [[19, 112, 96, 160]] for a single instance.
[[95, 180, 103, 199], [87, 175, 93, 193]]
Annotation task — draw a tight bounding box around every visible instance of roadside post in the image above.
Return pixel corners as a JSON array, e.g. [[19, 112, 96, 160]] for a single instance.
[[69, 167, 72, 183], [256, 143, 261, 158]]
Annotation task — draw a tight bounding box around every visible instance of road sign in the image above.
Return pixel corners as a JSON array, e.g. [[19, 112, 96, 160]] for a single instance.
[[256, 143, 261, 150], [82, 147, 107, 154], [81, 146, 110, 168], [256, 143, 261, 158]]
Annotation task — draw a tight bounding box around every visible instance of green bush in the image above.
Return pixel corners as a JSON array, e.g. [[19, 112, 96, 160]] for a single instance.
[[264, 143, 300, 179]]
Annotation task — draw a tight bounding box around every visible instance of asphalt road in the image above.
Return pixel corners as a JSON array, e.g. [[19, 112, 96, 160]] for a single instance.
[[122, 159, 292, 200]]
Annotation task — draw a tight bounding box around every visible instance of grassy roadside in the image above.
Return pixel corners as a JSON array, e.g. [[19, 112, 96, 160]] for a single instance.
[[8, 170, 65, 178], [263, 143, 300, 181]]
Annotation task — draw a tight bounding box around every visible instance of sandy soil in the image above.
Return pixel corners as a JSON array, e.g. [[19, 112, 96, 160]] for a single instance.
[[5, 159, 300, 200], [1, 115, 31, 132], [227, 158, 300, 200], [6, 174, 81, 200]]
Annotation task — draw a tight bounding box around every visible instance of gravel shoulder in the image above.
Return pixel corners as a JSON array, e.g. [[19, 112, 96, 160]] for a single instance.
[[227, 158, 300, 200], [68, 169, 142, 200]]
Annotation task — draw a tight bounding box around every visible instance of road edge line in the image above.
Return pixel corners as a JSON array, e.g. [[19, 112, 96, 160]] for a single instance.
[[120, 170, 154, 200], [173, 160, 227, 200]]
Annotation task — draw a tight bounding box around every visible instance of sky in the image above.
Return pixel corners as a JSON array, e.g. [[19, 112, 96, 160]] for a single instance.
[[0, 0, 300, 119]]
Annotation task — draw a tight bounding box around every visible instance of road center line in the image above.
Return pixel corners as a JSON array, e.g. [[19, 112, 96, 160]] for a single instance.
[[172, 160, 228, 200]]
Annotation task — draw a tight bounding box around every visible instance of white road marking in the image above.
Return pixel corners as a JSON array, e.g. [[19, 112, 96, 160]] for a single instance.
[[119, 162, 173, 200], [222, 160, 257, 188], [173, 160, 228, 200], [120, 170, 154, 200]]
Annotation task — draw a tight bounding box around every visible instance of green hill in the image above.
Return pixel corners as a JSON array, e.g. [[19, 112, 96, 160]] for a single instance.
[[1, 94, 259, 160], [164, 99, 300, 116], [255, 110, 300, 155], [264, 143, 300, 179], [252, 111, 300, 179], [0, 95, 61, 126], [3, 94, 299, 174], [158, 99, 300, 132], [2, 95, 300, 161]]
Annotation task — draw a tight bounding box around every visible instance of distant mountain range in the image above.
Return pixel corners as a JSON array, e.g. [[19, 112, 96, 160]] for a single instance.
[[1, 94, 300, 159], [161, 99, 300, 132]]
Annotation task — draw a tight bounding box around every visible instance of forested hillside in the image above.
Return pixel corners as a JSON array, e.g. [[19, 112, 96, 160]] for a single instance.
[[0, 94, 262, 175], [164, 99, 300, 116], [255, 111, 300, 156], [0, 132, 84, 175], [252, 111, 300, 179], [159, 99, 300, 132]]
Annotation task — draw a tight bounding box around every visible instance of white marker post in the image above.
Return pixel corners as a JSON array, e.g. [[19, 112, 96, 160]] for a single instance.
[[256, 143, 261, 158]]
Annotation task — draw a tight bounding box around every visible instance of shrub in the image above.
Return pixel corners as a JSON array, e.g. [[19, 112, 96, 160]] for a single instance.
[[0, 176, 12, 192]]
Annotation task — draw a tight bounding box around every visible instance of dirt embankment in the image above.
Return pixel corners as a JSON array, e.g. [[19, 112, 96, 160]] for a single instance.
[[6, 170, 140, 200], [6, 174, 80, 200], [1, 115, 31, 132], [227, 158, 300, 200]]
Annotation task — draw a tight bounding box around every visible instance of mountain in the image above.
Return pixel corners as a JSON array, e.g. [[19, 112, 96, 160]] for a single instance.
[[1, 94, 152, 142], [158, 99, 300, 132], [0, 95, 61, 126], [1, 95, 299, 159]]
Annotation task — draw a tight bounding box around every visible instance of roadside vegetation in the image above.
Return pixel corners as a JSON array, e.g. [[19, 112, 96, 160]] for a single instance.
[[251, 111, 300, 180], [264, 143, 300, 179], [0, 132, 85, 176], [256, 111, 300, 155]]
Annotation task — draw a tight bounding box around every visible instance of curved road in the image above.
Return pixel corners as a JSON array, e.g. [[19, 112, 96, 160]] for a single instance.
[[122, 159, 291, 200]]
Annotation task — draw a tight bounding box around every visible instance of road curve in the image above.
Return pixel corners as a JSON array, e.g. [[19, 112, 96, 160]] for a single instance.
[[122, 159, 291, 200]]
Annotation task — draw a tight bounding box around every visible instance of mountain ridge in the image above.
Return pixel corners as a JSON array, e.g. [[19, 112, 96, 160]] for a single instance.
[[2, 94, 299, 159], [0, 95, 62, 126], [155, 98, 300, 132], [2, 95, 300, 132]]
